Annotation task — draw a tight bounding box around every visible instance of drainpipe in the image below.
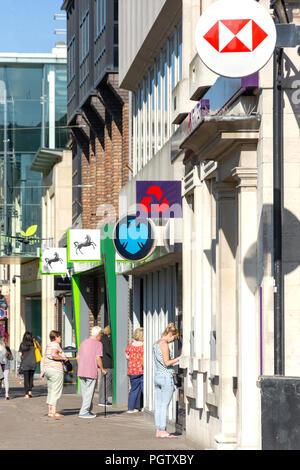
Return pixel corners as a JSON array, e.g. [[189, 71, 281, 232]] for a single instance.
[[272, 0, 289, 376], [273, 44, 284, 376]]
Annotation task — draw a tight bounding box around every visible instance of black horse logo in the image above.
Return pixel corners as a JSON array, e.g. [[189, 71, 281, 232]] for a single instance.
[[45, 252, 63, 268], [74, 234, 96, 255]]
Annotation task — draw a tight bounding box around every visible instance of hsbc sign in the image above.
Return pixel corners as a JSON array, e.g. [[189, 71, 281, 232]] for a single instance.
[[196, 0, 276, 78], [204, 19, 268, 53]]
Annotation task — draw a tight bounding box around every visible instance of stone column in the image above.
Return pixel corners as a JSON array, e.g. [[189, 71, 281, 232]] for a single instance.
[[214, 182, 237, 449], [232, 167, 260, 449], [193, 184, 203, 358], [182, 195, 194, 359]]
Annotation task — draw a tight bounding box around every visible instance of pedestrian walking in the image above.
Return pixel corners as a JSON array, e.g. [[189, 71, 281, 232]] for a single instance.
[[125, 328, 144, 414], [0, 336, 13, 400], [0, 337, 6, 396], [77, 326, 107, 419], [98, 325, 113, 407], [18, 331, 36, 398], [40, 330, 68, 418], [153, 322, 181, 438]]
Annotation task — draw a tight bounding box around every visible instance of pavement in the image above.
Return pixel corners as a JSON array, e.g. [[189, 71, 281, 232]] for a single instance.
[[0, 375, 197, 451]]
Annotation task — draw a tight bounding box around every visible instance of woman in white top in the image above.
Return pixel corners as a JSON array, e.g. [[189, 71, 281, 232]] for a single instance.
[[40, 330, 68, 418]]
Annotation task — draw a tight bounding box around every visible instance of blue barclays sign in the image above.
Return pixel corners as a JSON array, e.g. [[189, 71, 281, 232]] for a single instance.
[[113, 215, 157, 262]]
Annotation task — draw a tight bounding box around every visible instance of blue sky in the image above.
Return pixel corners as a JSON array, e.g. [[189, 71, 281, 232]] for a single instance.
[[0, 0, 66, 53]]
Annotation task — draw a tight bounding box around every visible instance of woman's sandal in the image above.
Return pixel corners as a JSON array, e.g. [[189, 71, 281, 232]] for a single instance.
[[48, 412, 63, 418]]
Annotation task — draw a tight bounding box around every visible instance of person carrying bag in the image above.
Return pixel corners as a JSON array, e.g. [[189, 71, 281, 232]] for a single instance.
[[33, 338, 42, 364]]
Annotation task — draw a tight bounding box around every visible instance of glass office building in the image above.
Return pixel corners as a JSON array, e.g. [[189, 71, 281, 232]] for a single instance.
[[0, 51, 68, 259]]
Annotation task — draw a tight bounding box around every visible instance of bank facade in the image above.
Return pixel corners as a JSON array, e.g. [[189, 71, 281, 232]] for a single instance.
[[119, 0, 300, 449]]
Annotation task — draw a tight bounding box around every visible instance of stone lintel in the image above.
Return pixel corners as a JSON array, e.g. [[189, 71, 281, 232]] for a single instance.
[[231, 167, 258, 189]]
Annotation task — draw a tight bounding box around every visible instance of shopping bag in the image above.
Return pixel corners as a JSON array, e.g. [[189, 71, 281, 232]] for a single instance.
[[33, 339, 42, 363]]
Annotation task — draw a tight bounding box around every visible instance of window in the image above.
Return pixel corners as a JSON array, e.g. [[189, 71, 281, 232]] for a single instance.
[[95, 0, 106, 39], [67, 35, 75, 84], [132, 23, 183, 175], [80, 10, 89, 63]]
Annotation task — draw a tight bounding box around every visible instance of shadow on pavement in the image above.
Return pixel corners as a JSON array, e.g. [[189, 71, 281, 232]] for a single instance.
[[95, 410, 129, 417], [1, 386, 47, 400]]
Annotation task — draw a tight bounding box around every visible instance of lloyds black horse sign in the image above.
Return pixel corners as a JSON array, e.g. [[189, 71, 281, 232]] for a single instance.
[[40, 248, 68, 275], [68, 230, 101, 262]]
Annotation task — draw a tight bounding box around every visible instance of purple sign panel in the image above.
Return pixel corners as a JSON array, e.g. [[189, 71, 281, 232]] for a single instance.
[[136, 181, 182, 218]]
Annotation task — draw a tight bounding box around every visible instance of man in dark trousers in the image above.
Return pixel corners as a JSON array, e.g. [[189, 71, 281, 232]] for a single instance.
[[98, 325, 113, 406]]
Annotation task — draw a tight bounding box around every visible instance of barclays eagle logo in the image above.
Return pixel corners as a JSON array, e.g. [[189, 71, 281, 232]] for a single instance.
[[114, 215, 156, 261], [119, 220, 149, 255]]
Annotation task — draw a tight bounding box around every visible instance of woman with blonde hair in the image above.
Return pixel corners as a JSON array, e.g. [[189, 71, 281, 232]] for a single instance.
[[153, 322, 181, 438], [125, 327, 144, 413]]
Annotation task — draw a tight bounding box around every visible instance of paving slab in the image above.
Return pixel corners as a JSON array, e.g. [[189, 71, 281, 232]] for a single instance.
[[0, 376, 197, 451]]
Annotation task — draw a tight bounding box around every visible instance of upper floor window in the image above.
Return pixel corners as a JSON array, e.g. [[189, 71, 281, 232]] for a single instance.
[[80, 10, 90, 64], [67, 35, 76, 84], [67, 0, 75, 20], [132, 22, 183, 175], [95, 0, 106, 39]]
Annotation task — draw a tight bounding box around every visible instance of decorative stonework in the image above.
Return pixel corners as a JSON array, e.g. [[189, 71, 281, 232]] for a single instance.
[[231, 167, 258, 189]]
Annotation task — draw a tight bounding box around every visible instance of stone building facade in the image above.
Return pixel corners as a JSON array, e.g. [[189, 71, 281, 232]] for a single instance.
[[119, 0, 300, 449]]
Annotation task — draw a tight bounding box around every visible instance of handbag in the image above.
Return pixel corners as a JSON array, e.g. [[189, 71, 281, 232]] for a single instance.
[[63, 360, 73, 373], [33, 339, 42, 364], [173, 373, 182, 388], [18, 363, 23, 376]]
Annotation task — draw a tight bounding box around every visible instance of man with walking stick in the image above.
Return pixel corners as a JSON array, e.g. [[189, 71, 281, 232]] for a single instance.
[[77, 326, 107, 419], [98, 325, 113, 408]]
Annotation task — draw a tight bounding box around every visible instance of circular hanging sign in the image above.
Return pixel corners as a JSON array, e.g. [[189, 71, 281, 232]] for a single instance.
[[0, 308, 7, 320], [195, 0, 277, 78], [113, 215, 157, 262]]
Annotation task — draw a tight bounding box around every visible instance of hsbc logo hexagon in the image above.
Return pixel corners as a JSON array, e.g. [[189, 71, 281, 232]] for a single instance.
[[195, 0, 276, 78], [204, 19, 268, 53]]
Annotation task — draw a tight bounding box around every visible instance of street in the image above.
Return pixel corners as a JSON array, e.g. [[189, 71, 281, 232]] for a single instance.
[[0, 376, 197, 451]]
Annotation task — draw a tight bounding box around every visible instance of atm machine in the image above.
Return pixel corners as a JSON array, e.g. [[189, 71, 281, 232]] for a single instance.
[[174, 312, 186, 433]]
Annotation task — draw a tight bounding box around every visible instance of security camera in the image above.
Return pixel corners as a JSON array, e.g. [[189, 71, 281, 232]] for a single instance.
[[12, 275, 16, 284]]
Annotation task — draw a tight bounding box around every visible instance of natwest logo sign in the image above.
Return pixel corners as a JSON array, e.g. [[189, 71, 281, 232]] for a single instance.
[[136, 181, 182, 218], [196, 0, 276, 78]]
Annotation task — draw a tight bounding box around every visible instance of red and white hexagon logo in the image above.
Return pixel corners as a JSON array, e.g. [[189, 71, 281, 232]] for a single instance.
[[204, 19, 268, 53], [196, 0, 276, 78]]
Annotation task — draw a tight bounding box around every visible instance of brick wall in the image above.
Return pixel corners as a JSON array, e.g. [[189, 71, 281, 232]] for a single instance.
[[71, 72, 129, 340]]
